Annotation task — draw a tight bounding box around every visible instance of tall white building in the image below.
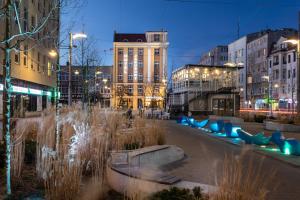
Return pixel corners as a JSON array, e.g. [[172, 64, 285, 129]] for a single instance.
[[228, 36, 247, 107], [268, 37, 298, 111]]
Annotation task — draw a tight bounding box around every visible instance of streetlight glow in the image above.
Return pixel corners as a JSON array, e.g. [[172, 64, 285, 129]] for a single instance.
[[49, 50, 57, 58], [283, 39, 299, 45], [73, 33, 88, 40], [74, 70, 79, 75]]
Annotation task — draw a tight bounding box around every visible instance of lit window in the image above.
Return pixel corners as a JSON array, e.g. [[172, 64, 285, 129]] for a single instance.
[[47, 62, 52, 76]]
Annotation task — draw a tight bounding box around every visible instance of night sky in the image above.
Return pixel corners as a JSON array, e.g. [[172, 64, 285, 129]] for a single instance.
[[62, 0, 300, 75]]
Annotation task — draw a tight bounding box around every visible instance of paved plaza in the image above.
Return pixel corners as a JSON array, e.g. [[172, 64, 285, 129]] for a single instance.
[[162, 120, 300, 200]]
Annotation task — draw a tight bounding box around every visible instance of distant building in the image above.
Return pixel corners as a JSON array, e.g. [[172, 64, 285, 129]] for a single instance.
[[112, 31, 169, 110], [267, 36, 298, 111], [59, 65, 112, 107], [168, 64, 241, 116], [228, 32, 266, 108], [199, 46, 228, 66], [246, 28, 297, 109]]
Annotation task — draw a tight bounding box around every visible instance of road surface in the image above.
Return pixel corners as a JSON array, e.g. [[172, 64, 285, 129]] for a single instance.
[[162, 120, 300, 200]]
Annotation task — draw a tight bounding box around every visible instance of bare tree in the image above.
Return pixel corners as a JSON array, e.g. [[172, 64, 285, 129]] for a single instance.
[[0, 0, 86, 195]]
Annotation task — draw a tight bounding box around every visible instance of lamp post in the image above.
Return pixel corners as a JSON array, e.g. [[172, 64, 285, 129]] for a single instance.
[[283, 39, 300, 117], [68, 33, 87, 106], [48, 49, 60, 151]]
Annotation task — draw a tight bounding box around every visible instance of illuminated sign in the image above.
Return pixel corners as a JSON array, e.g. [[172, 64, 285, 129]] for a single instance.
[[0, 84, 52, 97]]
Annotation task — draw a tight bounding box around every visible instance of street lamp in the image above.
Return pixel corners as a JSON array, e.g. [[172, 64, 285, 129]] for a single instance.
[[283, 39, 300, 116], [49, 50, 58, 58], [68, 32, 88, 106]]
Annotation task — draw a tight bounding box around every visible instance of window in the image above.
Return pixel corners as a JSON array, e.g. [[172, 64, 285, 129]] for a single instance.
[[154, 61, 160, 69], [288, 70, 291, 79], [154, 74, 160, 82], [138, 85, 143, 95], [128, 48, 133, 56], [128, 62, 133, 68], [43, 55, 46, 72], [293, 68, 296, 78], [48, 62, 52, 76], [293, 51, 296, 62], [138, 48, 144, 56], [118, 61, 123, 68], [138, 73, 143, 81], [37, 52, 40, 71], [154, 48, 160, 56], [118, 48, 123, 55], [128, 85, 133, 95], [128, 74, 133, 81], [14, 52, 20, 64], [273, 56, 279, 65], [23, 8, 28, 31], [288, 54, 291, 63], [118, 74, 123, 81], [282, 55, 287, 64], [24, 45, 28, 66], [282, 69, 286, 79], [154, 34, 160, 42], [138, 61, 143, 68], [31, 15, 36, 29]]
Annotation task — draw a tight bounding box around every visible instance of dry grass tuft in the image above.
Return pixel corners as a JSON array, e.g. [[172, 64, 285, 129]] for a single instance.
[[211, 154, 276, 200]]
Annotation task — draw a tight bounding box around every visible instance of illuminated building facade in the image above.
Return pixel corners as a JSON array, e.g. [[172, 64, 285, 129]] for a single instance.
[[0, 0, 59, 115], [267, 37, 298, 111], [246, 29, 297, 109], [60, 65, 112, 107], [112, 31, 169, 110], [168, 64, 240, 116]]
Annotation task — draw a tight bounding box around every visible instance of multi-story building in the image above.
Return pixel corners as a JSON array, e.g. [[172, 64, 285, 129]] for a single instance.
[[60, 65, 112, 107], [246, 29, 297, 109], [228, 32, 265, 108], [112, 31, 169, 110], [0, 1, 59, 116], [267, 37, 298, 111], [168, 64, 241, 116], [199, 45, 228, 66]]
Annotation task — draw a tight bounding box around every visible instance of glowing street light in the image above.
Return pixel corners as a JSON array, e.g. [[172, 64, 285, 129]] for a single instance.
[[283, 39, 299, 45], [72, 33, 88, 40], [49, 50, 57, 58], [74, 70, 79, 75]]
